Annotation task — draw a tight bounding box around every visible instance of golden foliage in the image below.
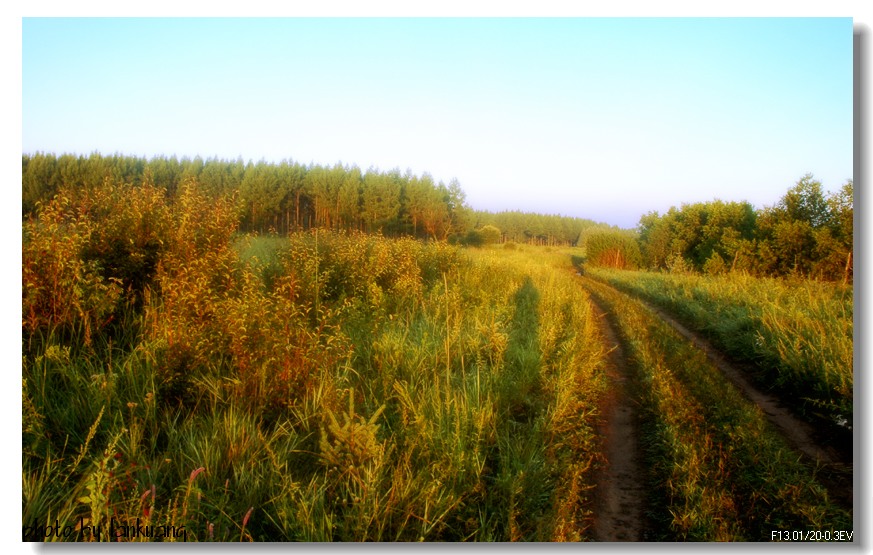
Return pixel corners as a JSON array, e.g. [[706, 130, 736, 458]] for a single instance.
[[319, 389, 386, 471]]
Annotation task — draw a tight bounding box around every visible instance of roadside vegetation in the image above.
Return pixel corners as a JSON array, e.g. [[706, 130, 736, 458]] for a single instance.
[[584, 267, 853, 433], [22, 177, 607, 541], [584, 174, 852, 283], [580, 277, 851, 540]]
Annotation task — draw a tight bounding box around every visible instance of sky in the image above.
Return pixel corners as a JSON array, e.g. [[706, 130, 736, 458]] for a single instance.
[[21, 17, 854, 228]]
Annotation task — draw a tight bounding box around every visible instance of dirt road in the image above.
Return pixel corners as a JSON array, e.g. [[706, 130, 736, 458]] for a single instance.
[[582, 274, 852, 514], [587, 296, 650, 541]]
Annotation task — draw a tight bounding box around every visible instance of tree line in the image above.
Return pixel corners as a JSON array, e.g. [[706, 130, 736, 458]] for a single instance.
[[24, 154, 850, 281], [471, 210, 612, 246], [585, 174, 853, 283], [22, 152, 604, 246]]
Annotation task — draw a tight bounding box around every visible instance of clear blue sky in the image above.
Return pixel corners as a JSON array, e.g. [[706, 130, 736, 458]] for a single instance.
[[22, 17, 853, 228]]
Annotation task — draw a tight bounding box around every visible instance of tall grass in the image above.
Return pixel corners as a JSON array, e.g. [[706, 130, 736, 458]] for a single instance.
[[580, 276, 851, 540], [23, 179, 607, 541], [585, 267, 853, 429]]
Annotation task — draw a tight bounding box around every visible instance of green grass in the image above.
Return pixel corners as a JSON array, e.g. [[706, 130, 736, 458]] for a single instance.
[[585, 267, 853, 430], [23, 227, 607, 541], [580, 276, 851, 541]]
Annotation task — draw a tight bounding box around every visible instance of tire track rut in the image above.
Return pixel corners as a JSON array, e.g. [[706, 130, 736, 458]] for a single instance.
[[587, 295, 650, 541], [584, 275, 852, 511], [637, 297, 853, 509]]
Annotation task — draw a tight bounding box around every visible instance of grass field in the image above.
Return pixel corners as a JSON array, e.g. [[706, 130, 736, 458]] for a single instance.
[[23, 222, 608, 541], [21, 181, 854, 541], [584, 267, 853, 431], [580, 276, 851, 540]]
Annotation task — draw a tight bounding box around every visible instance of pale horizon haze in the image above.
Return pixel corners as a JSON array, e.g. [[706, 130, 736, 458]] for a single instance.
[[22, 17, 854, 229]]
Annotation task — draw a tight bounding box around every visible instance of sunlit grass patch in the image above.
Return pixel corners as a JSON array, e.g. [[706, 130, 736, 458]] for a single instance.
[[586, 267, 853, 431], [23, 180, 607, 542], [581, 276, 851, 540]]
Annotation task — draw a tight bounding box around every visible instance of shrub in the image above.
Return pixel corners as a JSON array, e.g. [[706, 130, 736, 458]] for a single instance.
[[703, 252, 728, 275], [23, 191, 123, 345], [584, 230, 642, 269], [462, 229, 484, 247], [479, 225, 501, 245]]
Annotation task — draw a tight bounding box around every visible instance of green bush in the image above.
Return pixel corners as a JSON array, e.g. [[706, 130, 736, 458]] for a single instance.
[[584, 230, 642, 269]]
